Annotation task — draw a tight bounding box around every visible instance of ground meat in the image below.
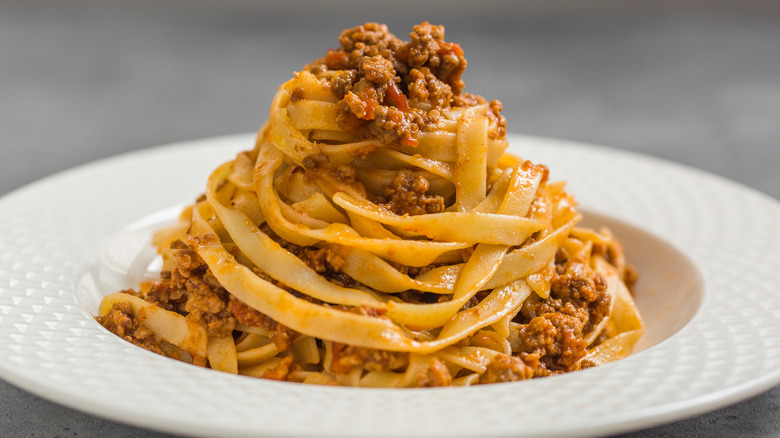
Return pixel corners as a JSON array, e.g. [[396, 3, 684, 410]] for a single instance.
[[332, 164, 356, 183], [229, 296, 265, 327], [342, 86, 382, 120], [306, 22, 491, 147], [406, 67, 453, 109], [142, 241, 236, 338], [289, 86, 305, 102], [592, 241, 640, 293], [143, 242, 192, 311], [184, 282, 235, 338], [517, 313, 588, 375], [99, 241, 239, 362], [460, 290, 491, 310], [174, 244, 235, 338], [263, 355, 296, 381], [623, 264, 639, 293], [330, 343, 408, 375], [451, 91, 485, 108], [97, 302, 165, 356], [554, 247, 569, 265], [372, 105, 417, 144], [330, 71, 358, 99], [334, 22, 406, 73], [510, 249, 614, 376], [479, 354, 534, 384], [389, 260, 442, 278], [371, 169, 445, 215], [402, 22, 466, 94], [283, 243, 357, 287], [229, 296, 299, 352], [360, 55, 395, 84], [557, 261, 610, 329], [301, 153, 329, 170], [519, 258, 611, 335], [418, 358, 453, 387], [450, 93, 506, 138], [336, 94, 421, 146], [487, 99, 507, 139], [142, 273, 186, 312]]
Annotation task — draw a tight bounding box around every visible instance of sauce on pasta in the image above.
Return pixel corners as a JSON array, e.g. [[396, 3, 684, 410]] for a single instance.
[[97, 22, 643, 387]]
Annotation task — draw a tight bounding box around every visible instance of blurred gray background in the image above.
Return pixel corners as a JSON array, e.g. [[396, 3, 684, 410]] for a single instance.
[[1, 0, 779, 437]]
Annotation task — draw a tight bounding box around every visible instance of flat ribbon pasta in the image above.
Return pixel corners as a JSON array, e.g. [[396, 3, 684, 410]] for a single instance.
[[96, 22, 643, 387]]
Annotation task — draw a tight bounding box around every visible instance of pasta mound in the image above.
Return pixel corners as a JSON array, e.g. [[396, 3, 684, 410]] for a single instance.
[[97, 22, 643, 387]]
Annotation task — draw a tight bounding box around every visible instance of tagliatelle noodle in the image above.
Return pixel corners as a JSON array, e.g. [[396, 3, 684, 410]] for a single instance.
[[96, 22, 643, 387]]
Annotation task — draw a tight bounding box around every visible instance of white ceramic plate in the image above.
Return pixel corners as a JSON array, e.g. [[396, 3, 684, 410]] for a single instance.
[[1, 134, 779, 438]]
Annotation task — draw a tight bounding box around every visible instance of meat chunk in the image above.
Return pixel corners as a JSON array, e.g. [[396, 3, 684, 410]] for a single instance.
[[283, 243, 357, 287], [306, 22, 498, 147], [262, 356, 296, 381], [360, 55, 396, 85], [418, 358, 453, 387], [512, 247, 613, 376], [132, 241, 237, 338], [329, 70, 358, 99], [479, 354, 533, 384], [517, 312, 588, 375], [183, 277, 235, 339], [330, 343, 408, 375], [372, 169, 445, 216], [97, 302, 165, 356], [407, 67, 453, 109], [174, 243, 236, 337], [519, 256, 611, 338], [229, 296, 299, 352], [403, 22, 466, 94], [335, 22, 405, 73]]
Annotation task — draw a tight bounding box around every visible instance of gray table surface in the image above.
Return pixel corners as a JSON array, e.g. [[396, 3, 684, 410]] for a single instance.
[[1, 1, 779, 437]]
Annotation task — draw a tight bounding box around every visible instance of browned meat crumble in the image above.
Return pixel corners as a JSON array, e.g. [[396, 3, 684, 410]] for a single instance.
[[511, 246, 613, 377], [143, 240, 236, 338], [229, 296, 299, 352], [307, 22, 505, 147], [330, 342, 408, 375], [419, 358, 453, 387], [283, 243, 357, 288], [371, 169, 445, 215], [480, 354, 534, 384], [97, 231, 624, 384], [97, 301, 166, 356], [263, 356, 296, 381]]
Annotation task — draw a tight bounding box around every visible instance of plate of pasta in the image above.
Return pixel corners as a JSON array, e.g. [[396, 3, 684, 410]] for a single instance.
[[1, 22, 780, 438]]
